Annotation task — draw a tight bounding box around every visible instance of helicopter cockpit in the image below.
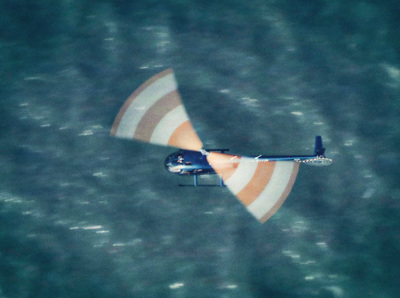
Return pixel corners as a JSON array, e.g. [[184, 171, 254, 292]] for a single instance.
[[164, 151, 188, 173]]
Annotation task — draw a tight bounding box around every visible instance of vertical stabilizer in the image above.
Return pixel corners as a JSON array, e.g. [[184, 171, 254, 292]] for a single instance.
[[314, 136, 325, 156]]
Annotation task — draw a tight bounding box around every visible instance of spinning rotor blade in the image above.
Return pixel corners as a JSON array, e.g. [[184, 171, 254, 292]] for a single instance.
[[207, 152, 299, 223], [110, 69, 203, 151]]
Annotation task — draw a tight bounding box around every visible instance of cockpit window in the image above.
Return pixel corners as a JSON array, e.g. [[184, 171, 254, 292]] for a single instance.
[[167, 151, 185, 165], [177, 154, 184, 163]]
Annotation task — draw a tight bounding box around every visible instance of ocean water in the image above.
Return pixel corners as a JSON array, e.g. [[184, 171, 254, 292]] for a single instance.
[[1, 1, 399, 297]]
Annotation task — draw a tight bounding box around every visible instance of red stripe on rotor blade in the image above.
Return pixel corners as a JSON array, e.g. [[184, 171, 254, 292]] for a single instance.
[[206, 152, 241, 182], [237, 161, 276, 206], [134, 90, 182, 143], [110, 68, 174, 136], [167, 121, 203, 151], [258, 163, 300, 223]]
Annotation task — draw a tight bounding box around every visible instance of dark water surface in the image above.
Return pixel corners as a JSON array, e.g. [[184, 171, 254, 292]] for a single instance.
[[1, 1, 399, 297]]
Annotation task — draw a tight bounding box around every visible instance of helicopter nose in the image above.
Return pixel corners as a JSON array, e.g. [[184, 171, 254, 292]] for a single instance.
[[165, 162, 173, 172], [165, 163, 183, 173], [164, 159, 172, 172], [164, 158, 178, 173]]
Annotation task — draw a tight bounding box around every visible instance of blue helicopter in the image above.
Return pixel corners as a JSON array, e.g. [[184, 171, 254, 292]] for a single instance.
[[110, 69, 332, 223], [164, 136, 331, 187]]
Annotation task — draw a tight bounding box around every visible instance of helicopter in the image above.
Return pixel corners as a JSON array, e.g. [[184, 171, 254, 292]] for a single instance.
[[110, 68, 332, 223]]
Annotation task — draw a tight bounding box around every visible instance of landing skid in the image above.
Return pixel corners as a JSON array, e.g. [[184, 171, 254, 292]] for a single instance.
[[179, 175, 225, 187], [178, 184, 225, 187]]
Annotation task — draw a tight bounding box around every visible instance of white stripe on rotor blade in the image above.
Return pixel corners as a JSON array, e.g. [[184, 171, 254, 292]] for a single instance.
[[115, 73, 177, 138], [150, 105, 189, 146], [247, 162, 295, 219], [225, 158, 259, 195]]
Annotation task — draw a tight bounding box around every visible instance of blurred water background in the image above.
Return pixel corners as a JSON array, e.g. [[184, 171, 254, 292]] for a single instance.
[[1, 1, 399, 297]]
